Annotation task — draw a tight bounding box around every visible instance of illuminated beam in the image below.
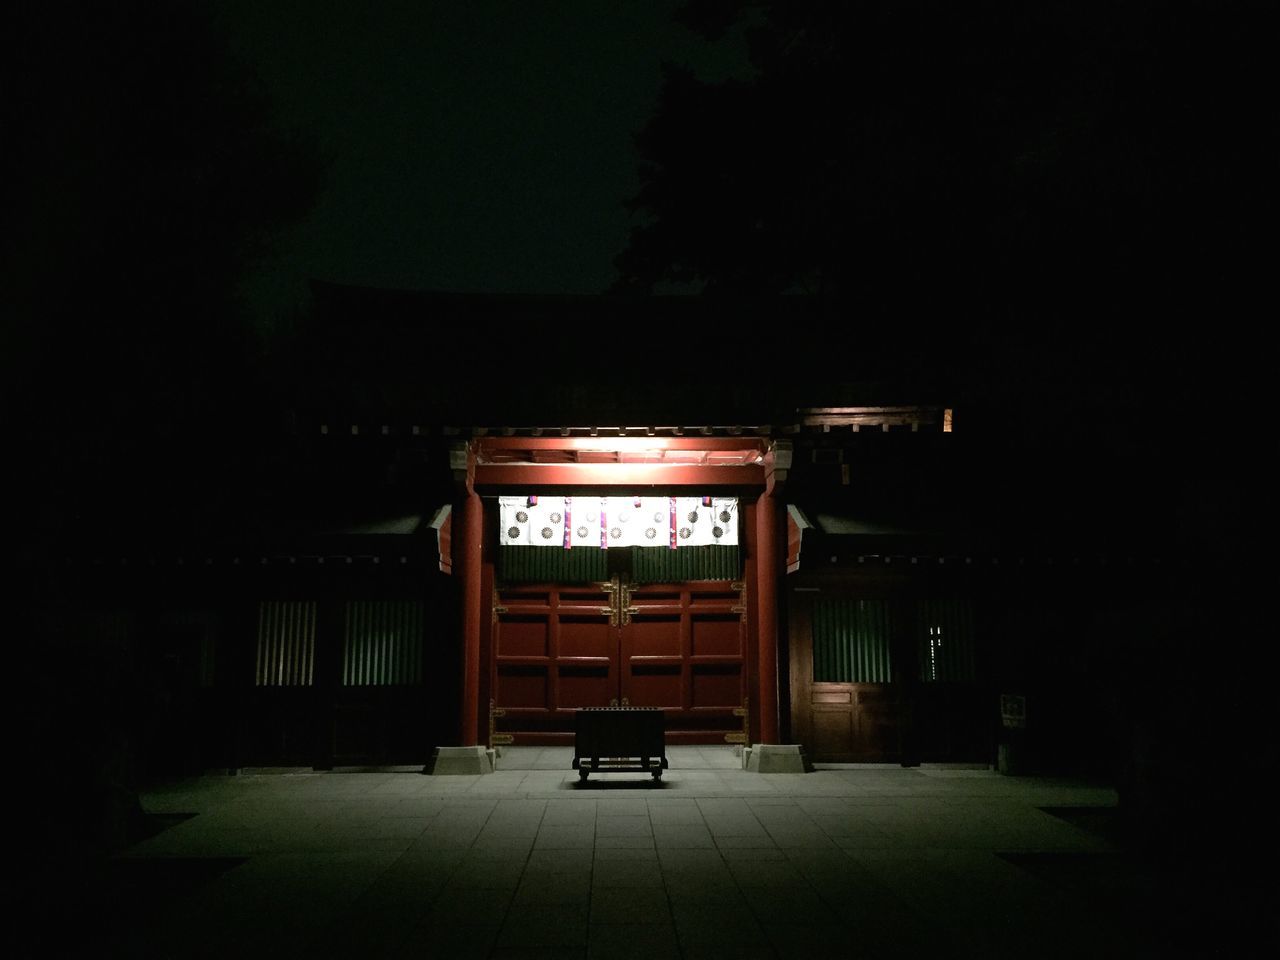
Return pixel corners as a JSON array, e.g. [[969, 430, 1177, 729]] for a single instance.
[[472, 463, 764, 488], [474, 436, 769, 457]]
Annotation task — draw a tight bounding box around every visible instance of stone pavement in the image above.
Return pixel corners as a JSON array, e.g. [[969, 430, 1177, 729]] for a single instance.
[[29, 747, 1270, 959]]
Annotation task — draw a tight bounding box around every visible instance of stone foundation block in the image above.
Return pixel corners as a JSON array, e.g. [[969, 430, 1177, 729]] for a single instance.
[[742, 743, 808, 773], [426, 745, 496, 775]]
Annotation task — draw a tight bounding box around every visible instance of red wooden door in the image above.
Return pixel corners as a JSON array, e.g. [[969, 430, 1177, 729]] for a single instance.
[[621, 581, 747, 741], [492, 578, 748, 743], [492, 581, 616, 738]]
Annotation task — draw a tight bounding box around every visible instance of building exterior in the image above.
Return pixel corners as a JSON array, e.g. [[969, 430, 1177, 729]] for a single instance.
[[32, 283, 1180, 784]]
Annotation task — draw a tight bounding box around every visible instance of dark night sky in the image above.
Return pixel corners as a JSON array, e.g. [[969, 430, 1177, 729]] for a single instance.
[[203, 1, 1269, 421], [211, 0, 747, 313]]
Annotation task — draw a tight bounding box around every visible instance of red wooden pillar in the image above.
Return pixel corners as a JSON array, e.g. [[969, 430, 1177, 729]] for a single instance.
[[755, 482, 780, 744], [460, 464, 484, 746]]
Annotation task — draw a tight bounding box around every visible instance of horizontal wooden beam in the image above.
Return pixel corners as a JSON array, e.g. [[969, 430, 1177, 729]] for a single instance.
[[473, 462, 765, 488], [797, 405, 945, 429], [797, 405, 941, 416], [474, 436, 770, 456]]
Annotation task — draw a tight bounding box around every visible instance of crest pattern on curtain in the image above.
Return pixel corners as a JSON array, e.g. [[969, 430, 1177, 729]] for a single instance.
[[498, 496, 739, 548]]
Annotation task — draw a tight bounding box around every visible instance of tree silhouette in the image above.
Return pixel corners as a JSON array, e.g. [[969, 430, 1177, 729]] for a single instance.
[[616, 1, 1275, 856], [616, 0, 1271, 338], [5, 0, 325, 549], [5, 4, 327, 896], [613, 0, 1273, 538]]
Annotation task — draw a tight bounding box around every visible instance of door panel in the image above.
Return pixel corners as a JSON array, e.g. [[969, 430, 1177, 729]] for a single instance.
[[691, 663, 742, 708], [627, 664, 683, 709], [691, 614, 741, 656], [557, 616, 611, 658], [813, 704, 854, 759], [496, 615, 549, 657], [556, 664, 612, 708], [496, 664, 548, 709], [626, 615, 682, 657]]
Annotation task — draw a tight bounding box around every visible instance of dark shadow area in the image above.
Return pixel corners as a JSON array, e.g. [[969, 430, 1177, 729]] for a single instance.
[[129, 811, 198, 846], [1040, 805, 1125, 845], [103, 855, 248, 906], [25, 855, 248, 958], [999, 839, 1277, 958], [571, 778, 669, 790]]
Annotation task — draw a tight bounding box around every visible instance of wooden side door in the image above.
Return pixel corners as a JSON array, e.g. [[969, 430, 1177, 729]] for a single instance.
[[789, 589, 901, 762]]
